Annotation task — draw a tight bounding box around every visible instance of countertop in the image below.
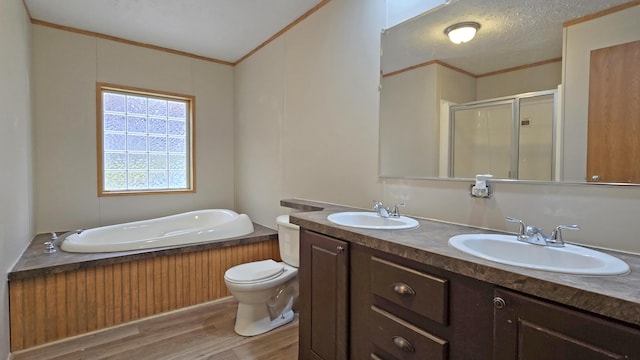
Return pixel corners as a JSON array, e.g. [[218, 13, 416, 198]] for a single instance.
[[282, 199, 640, 327], [9, 224, 278, 281]]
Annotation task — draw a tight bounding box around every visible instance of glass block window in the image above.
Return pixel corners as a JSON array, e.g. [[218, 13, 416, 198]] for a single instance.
[[97, 84, 195, 196]]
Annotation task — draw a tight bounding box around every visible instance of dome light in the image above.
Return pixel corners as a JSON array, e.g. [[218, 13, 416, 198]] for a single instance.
[[444, 22, 481, 44]]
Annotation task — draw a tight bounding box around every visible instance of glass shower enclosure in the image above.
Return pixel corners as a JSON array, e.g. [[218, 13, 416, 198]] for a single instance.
[[449, 90, 556, 181]]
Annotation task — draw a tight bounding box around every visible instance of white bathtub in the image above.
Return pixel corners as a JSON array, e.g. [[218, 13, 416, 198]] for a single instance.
[[60, 209, 255, 253]]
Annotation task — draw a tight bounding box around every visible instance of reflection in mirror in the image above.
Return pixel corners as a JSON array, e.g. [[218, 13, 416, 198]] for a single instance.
[[379, 0, 639, 184], [449, 90, 556, 181], [451, 100, 514, 179]]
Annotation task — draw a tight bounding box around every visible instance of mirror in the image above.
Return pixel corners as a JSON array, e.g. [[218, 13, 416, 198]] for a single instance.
[[380, 0, 640, 184]]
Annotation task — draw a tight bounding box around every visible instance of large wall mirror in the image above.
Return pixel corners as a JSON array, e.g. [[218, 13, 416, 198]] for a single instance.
[[379, 0, 640, 184]]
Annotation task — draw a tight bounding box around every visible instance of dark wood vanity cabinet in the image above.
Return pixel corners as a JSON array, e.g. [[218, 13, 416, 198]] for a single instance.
[[299, 229, 640, 360], [355, 246, 495, 360], [494, 288, 640, 360], [299, 229, 349, 360], [300, 229, 493, 360]]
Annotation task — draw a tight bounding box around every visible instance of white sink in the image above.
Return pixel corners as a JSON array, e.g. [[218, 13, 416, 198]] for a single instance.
[[448, 234, 630, 275], [327, 212, 419, 230]]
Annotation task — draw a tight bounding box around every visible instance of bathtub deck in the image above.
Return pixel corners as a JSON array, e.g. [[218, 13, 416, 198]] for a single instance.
[[11, 297, 299, 360], [9, 223, 277, 281]]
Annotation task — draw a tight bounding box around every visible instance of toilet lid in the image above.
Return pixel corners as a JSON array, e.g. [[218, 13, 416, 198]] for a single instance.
[[225, 259, 285, 283]]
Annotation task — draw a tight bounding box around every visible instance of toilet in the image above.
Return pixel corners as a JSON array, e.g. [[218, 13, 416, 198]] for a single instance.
[[224, 215, 300, 336]]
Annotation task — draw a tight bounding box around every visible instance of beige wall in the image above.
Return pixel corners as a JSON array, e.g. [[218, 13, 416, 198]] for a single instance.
[[382, 178, 640, 254], [32, 25, 236, 232], [236, 0, 640, 255], [562, 5, 640, 182], [234, 36, 287, 228], [235, 0, 385, 225], [0, 1, 35, 358], [476, 61, 561, 100], [379, 63, 476, 178], [437, 64, 476, 104], [380, 65, 437, 177], [437, 64, 477, 177]]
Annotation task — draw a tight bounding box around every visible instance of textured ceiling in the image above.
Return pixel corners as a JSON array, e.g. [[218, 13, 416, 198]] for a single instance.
[[24, 0, 324, 63], [382, 0, 634, 76]]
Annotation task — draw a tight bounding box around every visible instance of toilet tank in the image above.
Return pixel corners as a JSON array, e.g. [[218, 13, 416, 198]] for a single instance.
[[276, 215, 300, 267]]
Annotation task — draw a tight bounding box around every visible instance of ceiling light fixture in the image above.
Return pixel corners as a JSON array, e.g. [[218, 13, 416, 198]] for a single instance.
[[444, 21, 481, 44]]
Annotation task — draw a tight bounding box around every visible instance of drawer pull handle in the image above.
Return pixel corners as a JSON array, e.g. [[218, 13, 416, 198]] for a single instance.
[[392, 282, 416, 296], [392, 336, 415, 352]]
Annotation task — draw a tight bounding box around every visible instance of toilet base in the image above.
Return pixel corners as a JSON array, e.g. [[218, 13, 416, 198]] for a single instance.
[[234, 302, 295, 336]]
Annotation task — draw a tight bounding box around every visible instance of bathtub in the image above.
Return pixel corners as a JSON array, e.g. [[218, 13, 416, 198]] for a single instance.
[[60, 209, 255, 253]]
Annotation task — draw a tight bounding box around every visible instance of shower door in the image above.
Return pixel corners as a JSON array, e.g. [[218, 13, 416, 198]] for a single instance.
[[449, 90, 555, 180], [450, 100, 515, 179], [518, 93, 555, 180]]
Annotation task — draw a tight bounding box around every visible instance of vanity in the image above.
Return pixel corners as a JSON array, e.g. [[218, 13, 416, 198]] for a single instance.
[[283, 200, 640, 360]]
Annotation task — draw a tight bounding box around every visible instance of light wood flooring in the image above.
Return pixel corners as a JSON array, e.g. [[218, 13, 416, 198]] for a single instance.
[[11, 297, 298, 360]]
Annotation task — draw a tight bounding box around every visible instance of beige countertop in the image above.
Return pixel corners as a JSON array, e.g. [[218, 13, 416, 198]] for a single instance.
[[282, 199, 640, 327]]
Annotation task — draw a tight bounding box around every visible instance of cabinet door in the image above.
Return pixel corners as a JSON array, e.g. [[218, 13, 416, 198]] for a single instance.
[[494, 288, 640, 360], [299, 229, 349, 360]]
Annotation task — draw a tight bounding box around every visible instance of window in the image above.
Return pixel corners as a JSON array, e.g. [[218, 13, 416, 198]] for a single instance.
[[97, 83, 195, 196]]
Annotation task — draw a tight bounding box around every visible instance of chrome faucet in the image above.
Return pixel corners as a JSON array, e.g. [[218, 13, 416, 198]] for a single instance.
[[506, 217, 580, 247], [373, 201, 405, 218], [373, 201, 389, 217]]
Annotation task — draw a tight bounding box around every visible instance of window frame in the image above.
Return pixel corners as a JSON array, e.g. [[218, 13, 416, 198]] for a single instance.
[[96, 83, 196, 196]]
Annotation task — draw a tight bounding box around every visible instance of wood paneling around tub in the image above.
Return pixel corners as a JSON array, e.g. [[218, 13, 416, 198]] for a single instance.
[[9, 239, 281, 351]]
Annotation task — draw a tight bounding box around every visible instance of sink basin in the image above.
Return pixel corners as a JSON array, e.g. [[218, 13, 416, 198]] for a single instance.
[[327, 212, 419, 230], [448, 234, 630, 275]]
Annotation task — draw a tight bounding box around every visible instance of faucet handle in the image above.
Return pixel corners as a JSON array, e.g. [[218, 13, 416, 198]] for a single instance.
[[548, 224, 580, 246], [390, 203, 406, 217], [505, 217, 527, 236]]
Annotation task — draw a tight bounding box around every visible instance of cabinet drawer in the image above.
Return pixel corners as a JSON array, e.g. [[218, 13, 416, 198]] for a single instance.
[[371, 306, 448, 360], [371, 256, 449, 324]]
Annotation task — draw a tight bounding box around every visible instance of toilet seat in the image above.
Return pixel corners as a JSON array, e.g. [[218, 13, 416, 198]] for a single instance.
[[225, 259, 285, 284]]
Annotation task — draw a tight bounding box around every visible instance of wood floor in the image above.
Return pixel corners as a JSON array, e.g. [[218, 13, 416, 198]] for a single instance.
[[11, 297, 298, 360]]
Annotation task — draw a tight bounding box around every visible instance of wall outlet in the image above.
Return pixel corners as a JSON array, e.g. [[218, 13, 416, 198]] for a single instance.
[[470, 184, 491, 198]]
